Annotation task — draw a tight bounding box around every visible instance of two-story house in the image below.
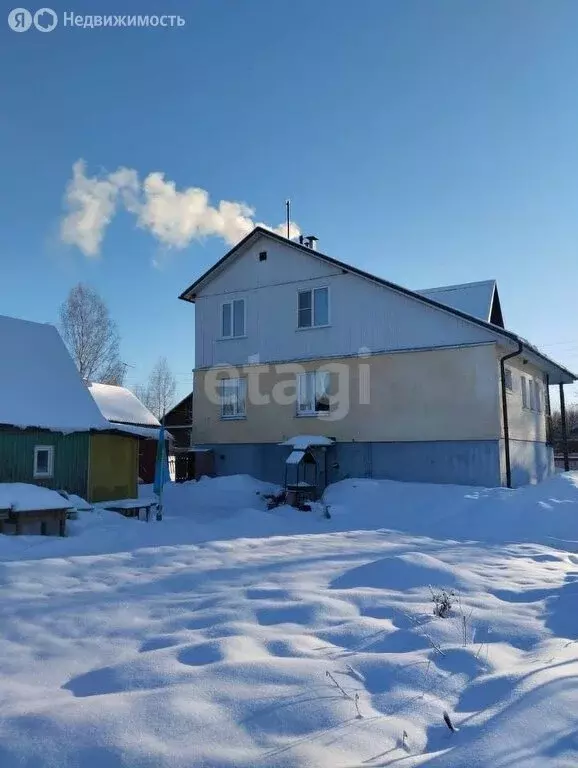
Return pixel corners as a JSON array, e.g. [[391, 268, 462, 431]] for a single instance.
[[179, 227, 576, 488]]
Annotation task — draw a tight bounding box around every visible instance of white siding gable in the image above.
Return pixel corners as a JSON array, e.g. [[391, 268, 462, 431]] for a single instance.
[[194, 237, 497, 368]]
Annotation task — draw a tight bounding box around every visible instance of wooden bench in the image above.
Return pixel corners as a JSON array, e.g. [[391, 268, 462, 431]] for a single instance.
[[99, 498, 158, 522]]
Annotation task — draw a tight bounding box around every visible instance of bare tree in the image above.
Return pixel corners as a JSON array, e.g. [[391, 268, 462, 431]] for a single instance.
[[59, 283, 126, 385], [135, 357, 176, 420], [551, 407, 578, 439]]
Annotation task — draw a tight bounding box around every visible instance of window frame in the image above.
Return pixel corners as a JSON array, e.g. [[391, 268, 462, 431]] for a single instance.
[[296, 370, 331, 416], [521, 376, 528, 409], [33, 445, 54, 479], [522, 376, 543, 412], [532, 380, 542, 413], [296, 286, 330, 329], [534, 379, 543, 413], [219, 377, 247, 420], [504, 368, 513, 392], [220, 298, 246, 339]]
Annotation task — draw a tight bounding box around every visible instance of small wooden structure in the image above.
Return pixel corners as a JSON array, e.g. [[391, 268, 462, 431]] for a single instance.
[[88, 382, 169, 485], [284, 449, 319, 507], [0, 484, 74, 536], [281, 436, 335, 507], [0, 505, 68, 536], [163, 392, 193, 450]]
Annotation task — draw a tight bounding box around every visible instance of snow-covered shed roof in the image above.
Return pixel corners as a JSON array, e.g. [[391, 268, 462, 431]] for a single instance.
[[286, 450, 306, 465], [112, 423, 175, 442], [0, 483, 73, 512], [416, 280, 504, 326], [88, 382, 160, 427], [0, 315, 111, 433]]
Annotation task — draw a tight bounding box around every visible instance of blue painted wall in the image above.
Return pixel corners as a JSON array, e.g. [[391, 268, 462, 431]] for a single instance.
[[198, 440, 503, 488], [506, 439, 554, 488]]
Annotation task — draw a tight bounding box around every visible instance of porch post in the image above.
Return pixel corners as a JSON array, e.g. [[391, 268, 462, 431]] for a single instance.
[[545, 375, 552, 445], [559, 382, 570, 472]]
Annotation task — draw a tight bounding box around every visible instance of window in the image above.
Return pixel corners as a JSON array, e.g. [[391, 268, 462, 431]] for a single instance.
[[297, 287, 329, 328], [220, 378, 246, 419], [521, 376, 528, 409], [504, 368, 513, 391], [530, 380, 542, 413], [33, 445, 54, 478], [221, 299, 245, 338], [534, 381, 542, 413], [297, 371, 331, 415], [522, 377, 542, 412]]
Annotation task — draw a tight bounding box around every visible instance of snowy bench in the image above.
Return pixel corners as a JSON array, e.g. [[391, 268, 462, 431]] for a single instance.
[[98, 498, 158, 522], [0, 506, 68, 536], [0, 485, 72, 536]]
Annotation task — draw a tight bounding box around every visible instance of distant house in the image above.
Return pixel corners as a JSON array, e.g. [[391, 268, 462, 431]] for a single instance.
[[162, 392, 211, 481], [163, 392, 193, 449], [179, 227, 576, 489], [88, 382, 166, 484], [0, 315, 139, 502]]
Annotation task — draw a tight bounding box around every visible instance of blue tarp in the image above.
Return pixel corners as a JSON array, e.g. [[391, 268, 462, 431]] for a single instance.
[[153, 426, 170, 496]]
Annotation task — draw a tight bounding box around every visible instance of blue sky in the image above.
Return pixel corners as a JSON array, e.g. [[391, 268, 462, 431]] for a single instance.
[[1, 0, 578, 403]]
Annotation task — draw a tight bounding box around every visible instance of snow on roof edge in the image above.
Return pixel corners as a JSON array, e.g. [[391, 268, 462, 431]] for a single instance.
[[0, 483, 74, 512], [88, 382, 160, 427], [280, 435, 335, 449]]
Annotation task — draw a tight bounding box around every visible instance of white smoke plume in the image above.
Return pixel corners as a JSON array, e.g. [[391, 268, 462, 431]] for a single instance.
[[60, 160, 300, 257]]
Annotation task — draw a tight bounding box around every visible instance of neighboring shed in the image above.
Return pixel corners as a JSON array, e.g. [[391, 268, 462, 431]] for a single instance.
[[0, 315, 139, 503], [164, 392, 193, 449], [0, 483, 72, 536], [163, 392, 205, 482], [88, 382, 167, 484]]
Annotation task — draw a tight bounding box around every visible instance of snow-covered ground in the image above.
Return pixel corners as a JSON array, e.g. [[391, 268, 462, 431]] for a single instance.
[[0, 474, 578, 767]]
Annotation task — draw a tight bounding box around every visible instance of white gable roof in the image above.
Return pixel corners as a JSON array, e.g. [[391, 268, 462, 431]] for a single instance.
[[88, 382, 160, 427], [416, 280, 497, 323], [0, 315, 110, 432]]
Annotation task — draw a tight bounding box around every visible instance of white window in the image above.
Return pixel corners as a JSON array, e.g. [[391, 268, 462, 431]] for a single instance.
[[504, 368, 513, 391], [220, 378, 246, 419], [530, 380, 542, 412], [297, 371, 331, 415], [33, 445, 54, 478], [221, 299, 245, 338], [297, 287, 329, 328], [522, 377, 542, 412], [521, 376, 528, 409]]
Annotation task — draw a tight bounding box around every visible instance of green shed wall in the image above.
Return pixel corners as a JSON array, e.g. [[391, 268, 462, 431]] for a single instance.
[[0, 428, 89, 497]]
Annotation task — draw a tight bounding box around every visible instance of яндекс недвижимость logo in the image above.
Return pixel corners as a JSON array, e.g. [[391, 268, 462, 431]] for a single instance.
[[8, 7, 58, 32], [7, 9, 185, 30]]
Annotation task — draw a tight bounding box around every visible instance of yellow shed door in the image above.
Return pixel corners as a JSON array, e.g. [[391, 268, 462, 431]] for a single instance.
[[89, 434, 138, 502]]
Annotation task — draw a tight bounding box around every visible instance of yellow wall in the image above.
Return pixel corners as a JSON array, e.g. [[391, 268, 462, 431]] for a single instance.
[[88, 434, 138, 502], [192, 344, 501, 444]]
